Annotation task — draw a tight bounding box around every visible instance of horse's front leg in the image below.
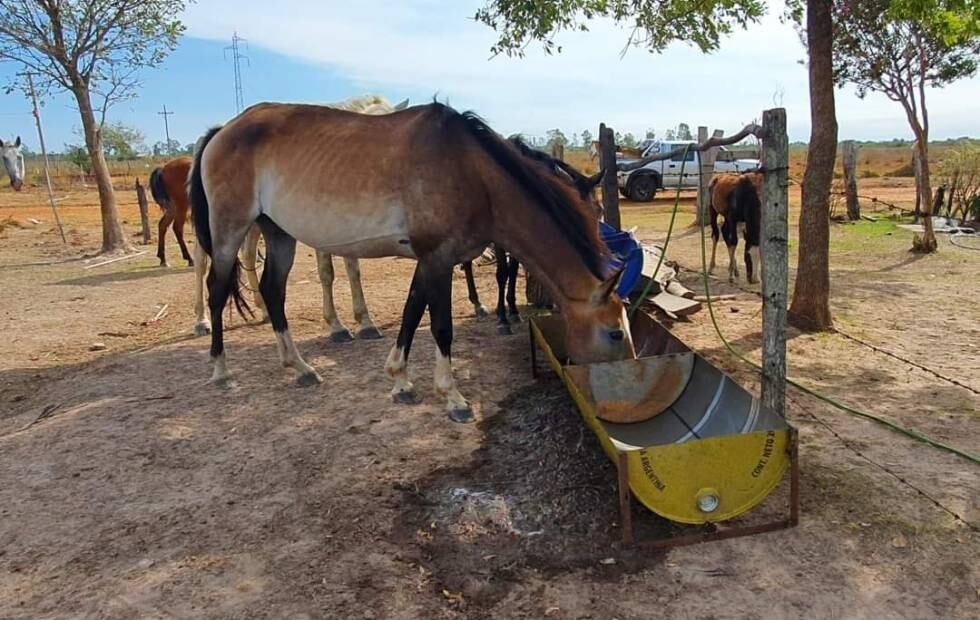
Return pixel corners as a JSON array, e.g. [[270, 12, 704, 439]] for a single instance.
[[385, 266, 428, 404], [506, 253, 521, 323], [494, 248, 512, 335], [344, 257, 382, 339], [426, 264, 472, 422], [461, 261, 488, 317]]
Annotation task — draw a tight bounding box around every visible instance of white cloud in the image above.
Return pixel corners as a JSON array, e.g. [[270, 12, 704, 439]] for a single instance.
[[183, 0, 979, 141]]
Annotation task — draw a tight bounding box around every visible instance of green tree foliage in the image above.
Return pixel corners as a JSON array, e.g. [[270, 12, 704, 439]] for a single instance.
[[620, 132, 638, 148], [676, 122, 693, 140], [832, 0, 980, 252], [63, 143, 91, 173], [546, 128, 569, 149], [101, 122, 146, 159], [645, 128, 657, 139], [581, 129, 594, 147], [474, 0, 765, 56]]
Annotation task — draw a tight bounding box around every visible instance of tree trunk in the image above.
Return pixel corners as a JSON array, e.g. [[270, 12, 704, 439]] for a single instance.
[[842, 140, 860, 220], [912, 149, 922, 223], [788, 0, 836, 332], [72, 84, 129, 253], [912, 136, 937, 253]]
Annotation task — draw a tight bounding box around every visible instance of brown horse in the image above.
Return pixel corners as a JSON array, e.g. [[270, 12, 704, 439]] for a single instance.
[[189, 102, 634, 419], [709, 171, 764, 283], [148, 156, 195, 267]]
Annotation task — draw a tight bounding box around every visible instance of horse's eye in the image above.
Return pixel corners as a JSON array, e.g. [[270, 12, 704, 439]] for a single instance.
[[609, 329, 624, 342]]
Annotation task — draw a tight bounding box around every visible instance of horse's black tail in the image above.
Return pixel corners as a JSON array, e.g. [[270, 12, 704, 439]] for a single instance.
[[148, 167, 169, 210], [189, 126, 253, 319]]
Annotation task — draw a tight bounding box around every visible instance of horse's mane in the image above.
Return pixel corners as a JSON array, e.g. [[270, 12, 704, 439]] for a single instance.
[[446, 106, 605, 279], [506, 136, 594, 195]]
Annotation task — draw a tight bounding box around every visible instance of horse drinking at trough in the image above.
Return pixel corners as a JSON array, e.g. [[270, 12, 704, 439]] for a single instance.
[[1, 136, 25, 191], [148, 156, 195, 267], [708, 171, 763, 284], [190, 102, 635, 421]]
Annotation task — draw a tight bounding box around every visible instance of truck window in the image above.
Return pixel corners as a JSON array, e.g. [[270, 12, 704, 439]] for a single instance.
[[670, 148, 696, 162]]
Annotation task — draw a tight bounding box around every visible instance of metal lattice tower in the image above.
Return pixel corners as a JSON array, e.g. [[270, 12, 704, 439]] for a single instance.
[[224, 32, 249, 113]]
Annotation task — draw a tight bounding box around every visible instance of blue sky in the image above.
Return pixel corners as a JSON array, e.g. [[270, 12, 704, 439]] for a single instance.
[[1, 0, 978, 151]]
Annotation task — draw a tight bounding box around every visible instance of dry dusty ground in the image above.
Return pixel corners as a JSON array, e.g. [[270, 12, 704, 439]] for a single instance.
[[0, 180, 978, 619]]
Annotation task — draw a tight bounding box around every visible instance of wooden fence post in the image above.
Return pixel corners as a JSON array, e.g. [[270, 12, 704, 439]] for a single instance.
[[599, 123, 620, 230], [696, 126, 723, 227], [136, 179, 151, 245], [761, 108, 788, 417], [842, 140, 860, 220]]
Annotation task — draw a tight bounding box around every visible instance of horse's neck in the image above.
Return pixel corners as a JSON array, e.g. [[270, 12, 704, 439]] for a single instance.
[[487, 183, 600, 305]]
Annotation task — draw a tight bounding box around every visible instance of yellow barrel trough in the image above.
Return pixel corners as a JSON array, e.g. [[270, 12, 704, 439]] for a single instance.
[[530, 312, 796, 527]]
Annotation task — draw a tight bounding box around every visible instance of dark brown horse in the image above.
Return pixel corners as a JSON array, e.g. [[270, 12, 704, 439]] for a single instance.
[[709, 171, 763, 283], [148, 156, 195, 267], [189, 102, 634, 420]]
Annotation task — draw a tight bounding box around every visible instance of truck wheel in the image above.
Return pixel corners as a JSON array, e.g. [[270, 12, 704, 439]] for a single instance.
[[628, 175, 658, 202]]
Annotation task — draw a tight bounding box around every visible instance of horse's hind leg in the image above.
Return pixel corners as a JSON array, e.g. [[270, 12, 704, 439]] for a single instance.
[[461, 261, 488, 317], [257, 217, 321, 387], [506, 253, 521, 323], [241, 225, 268, 322], [495, 248, 512, 335], [207, 231, 252, 386], [345, 257, 382, 340], [173, 205, 194, 266], [724, 220, 740, 282], [192, 241, 211, 336], [424, 262, 471, 422], [315, 250, 353, 342], [157, 208, 174, 267], [386, 266, 428, 404]]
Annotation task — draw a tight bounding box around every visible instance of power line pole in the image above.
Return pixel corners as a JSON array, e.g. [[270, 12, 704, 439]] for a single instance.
[[224, 32, 249, 113], [157, 104, 174, 153], [23, 72, 66, 244]]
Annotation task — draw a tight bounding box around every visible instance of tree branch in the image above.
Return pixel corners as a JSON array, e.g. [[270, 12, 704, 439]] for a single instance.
[[617, 123, 763, 171]]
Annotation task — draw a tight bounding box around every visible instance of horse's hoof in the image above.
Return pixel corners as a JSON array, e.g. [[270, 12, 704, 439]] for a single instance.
[[392, 390, 420, 405], [329, 330, 354, 343], [508, 312, 522, 324], [193, 321, 212, 337], [496, 323, 513, 336], [187, 259, 195, 267], [474, 305, 489, 318], [357, 326, 383, 340], [209, 375, 236, 389], [447, 407, 475, 424], [160, 261, 169, 268], [296, 371, 323, 387]]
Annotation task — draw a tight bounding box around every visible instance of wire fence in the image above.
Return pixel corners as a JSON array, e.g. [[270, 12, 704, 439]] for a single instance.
[[19, 156, 170, 192]]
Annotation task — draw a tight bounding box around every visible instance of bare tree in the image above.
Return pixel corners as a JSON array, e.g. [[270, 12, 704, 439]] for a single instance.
[[0, 0, 187, 253], [832, 0, 980, 252]]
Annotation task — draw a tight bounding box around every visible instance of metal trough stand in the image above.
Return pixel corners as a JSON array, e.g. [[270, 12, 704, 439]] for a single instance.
[[529, 312, 799, 549]]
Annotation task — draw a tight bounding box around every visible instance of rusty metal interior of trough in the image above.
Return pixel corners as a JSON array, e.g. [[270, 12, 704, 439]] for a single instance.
[[529, 311, 795, 527]]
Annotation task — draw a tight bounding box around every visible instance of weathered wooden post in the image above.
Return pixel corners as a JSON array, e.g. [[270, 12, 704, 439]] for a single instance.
[[696, 126, 722, 227], [136, 178, 151, 245], [550, 142, 564, 162], [599, 123, 620, 230], [761, 108, 788, 416], [842, 140, 860, 220]]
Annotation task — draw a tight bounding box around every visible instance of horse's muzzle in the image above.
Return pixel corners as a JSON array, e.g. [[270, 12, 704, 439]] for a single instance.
[[10, 179, 23, 191]]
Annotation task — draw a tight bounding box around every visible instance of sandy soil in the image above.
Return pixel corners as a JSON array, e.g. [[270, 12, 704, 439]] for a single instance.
[[0, 182, 977, 619]]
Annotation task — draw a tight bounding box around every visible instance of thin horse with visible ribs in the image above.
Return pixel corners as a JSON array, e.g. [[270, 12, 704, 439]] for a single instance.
[[190, 102, 634, 420]]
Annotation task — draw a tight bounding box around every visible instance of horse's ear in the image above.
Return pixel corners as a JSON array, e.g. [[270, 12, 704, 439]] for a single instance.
[[587, 169, 605, 189], [14, 136, 21, 147], [592, 266, 624, 305], [394, 98, 409, 110]]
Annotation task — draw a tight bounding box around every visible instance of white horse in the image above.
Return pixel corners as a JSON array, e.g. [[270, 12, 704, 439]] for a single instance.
[[1, 137, 25, 191], [192, 95, 408, 338]]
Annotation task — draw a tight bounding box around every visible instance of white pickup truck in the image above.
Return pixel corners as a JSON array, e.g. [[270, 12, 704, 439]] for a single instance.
[[616, 139, 760, 202]]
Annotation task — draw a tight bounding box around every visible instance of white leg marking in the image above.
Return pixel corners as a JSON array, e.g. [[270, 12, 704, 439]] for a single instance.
[[709, 237, 718, 274], [727, 245, 738, 282], [385, 345, 415, 399], [209, 353, 233, 385], [274, 329, 322, 385], [193, 242, 211, 336], [434, 349, 469, 412]]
